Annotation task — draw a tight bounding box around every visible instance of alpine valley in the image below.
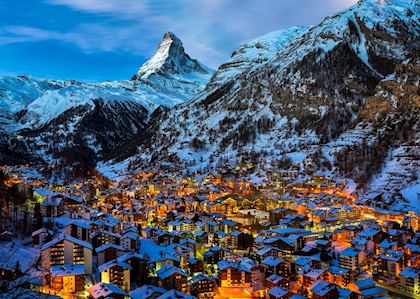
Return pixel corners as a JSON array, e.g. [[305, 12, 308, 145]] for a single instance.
[[1, 0, 419, 213]]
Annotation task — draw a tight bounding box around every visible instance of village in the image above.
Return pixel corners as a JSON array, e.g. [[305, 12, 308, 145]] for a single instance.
[[0, 165, 418, 299]]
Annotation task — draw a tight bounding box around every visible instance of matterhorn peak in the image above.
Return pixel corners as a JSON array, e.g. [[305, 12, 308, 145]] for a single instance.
[[133, 31, 213, 80]]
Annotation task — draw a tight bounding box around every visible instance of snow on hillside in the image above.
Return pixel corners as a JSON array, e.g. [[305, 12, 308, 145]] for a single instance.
[[360, 139, 420, 213], [209, 26, 308, 87], [0, 76, 62, 117], [18, 80, 187, 129], [0, 32, 214, 132], [134, 0, 419, 168]]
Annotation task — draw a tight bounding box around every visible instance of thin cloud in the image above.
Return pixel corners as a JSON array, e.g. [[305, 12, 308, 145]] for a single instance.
[[4, 0, 359, 69]]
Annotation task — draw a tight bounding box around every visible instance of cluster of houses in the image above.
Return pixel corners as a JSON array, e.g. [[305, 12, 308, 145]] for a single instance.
[[0, 168, 419, 299]]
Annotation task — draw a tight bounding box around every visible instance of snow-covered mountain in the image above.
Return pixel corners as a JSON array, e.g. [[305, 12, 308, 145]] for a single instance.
[[0, 32, 214, 167], [127, 0, 419, 211]]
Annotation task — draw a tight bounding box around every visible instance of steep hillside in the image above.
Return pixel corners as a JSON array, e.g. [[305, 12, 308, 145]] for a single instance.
[[134, 0, 418, 166], [125, 0, 419, 211]]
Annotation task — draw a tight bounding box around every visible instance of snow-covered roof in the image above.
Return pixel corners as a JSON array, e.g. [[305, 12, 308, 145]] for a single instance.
[[88, 282, 126, 299], [268, 286, 290, 298], [262, 256, 283, 267], [95, 243, 124, 253], [50, 264, 85, 277], [130, 285, 166, 299], [156, 265, 186, 280], [399, 266, 420, 278], [41, 234, 93, 251], [309, 280, 335, 296], [156, 289, 196, 299], [98, 259, 132, 273]]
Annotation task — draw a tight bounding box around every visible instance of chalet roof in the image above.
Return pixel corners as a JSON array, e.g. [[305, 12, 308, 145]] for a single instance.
[[339, 248, 359, 257], [266, 274, 285, 284], [309, 280, 335, 296], [399, 266, 420, 278], [156, 289, 196, 299], [189, 273, 215, 284], [41, 234, 93, 251], [358, 228, 381, 238], [379, 239, 397, 249], [89, 282, 126, 299], [98, 259, 132, 272], [359, 286, 387, 297], [95, 243, 124, 253], [262, 256, 283, 267], [380, 249, 403, 262], [268, 286, 290, 298], [50, 264, 85, 277], [354, 279, 375, 290], [180, 238, 196, 245], [130, 285, 166, 299], [31, 227, 54, 237], [122, 231, 138, 240], [156, 265, 186, 280], [217, 260, 251, 273], [328, 266, 349, 275], [256, 245, 280, 256]]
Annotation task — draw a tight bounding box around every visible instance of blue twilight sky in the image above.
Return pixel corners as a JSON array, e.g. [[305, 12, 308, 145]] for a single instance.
[[0, 0, 357, 81]]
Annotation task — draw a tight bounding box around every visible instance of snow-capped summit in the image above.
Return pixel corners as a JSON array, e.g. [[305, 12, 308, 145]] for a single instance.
[[0, 32, 215, 165], [133, 31, 213, 80], [132, 0, 419, 206]]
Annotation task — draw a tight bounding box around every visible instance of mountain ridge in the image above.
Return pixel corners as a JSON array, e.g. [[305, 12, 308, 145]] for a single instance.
[[0, 32, 214, 170]]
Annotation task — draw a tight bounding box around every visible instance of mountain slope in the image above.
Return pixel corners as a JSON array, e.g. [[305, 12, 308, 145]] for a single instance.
[[126, 0, 419, 213], [0, 32, 214, 168], [134, 0, 419, 166]]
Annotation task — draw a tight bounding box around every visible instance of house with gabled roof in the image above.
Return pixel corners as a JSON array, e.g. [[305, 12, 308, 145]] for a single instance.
[[156, 265, 188, 293], [98, 259, 132, 292], [41, 234, 93, 274]]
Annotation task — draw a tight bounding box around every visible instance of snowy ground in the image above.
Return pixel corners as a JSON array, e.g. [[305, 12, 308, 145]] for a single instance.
[[0, 240, 40, 272]]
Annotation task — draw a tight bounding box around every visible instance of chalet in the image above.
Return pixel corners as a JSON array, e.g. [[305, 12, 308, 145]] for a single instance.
[[309, 280, 339, 299], [326, 266, 352, 287], [41, 234, 93, 274], [95, 243, 124, 266], [41, 194, 82, 218], [265, 274, 289, 289], [298, 265, 326, 290], [63, 220, 91, 241], [32, 228, 54, 248], [378, 249, 404, 281], [262, 256, 287, 277], [91, 230, 121, 248], [255, 245, 282, 262], [218, 260, 251, 288], [353, 279, 388, 298], [399, 266, 419, 296], [157, 231, 180, 246], [121, 231, 139, 252], [339, 248, 363, 277], [98, 259, 132, 292], [156, 265, 188, 292], [49, 264, 85, 293], [188, 257, 204, 274], [189, 273, 216, 298], [118, 253, 148, 288]]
